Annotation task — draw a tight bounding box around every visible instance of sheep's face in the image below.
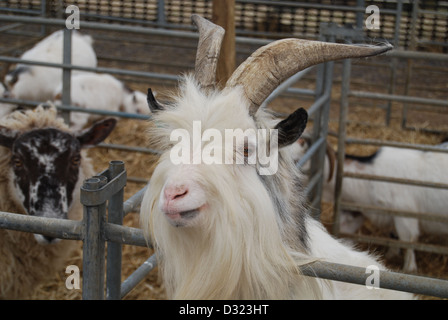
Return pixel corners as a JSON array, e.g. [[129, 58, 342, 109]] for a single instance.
[[10, 129, 82, 239], [144, 77, 307, 229], [122, 91, 151, 115], [0, 117, 116, 244]]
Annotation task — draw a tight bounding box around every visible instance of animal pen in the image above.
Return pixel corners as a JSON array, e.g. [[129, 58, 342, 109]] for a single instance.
[[0, 0, 447, 300]]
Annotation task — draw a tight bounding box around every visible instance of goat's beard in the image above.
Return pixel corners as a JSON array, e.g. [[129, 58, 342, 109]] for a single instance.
[[140, 162, 322, 299]]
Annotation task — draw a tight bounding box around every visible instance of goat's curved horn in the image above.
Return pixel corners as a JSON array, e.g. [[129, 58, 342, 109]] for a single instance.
[[192, 14, 225, 92], [226, 39, 392, 116]]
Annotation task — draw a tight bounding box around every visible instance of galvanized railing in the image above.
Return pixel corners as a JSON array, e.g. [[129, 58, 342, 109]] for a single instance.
[[1, 160, 448, 299], [331, 36, 448, 260]]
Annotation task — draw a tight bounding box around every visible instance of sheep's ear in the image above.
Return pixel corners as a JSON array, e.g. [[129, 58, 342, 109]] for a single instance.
[[77, 118, 117, 148], [147, 88, 163, 113], [0, 126, 19, 149], [274, 107, 308, 148]]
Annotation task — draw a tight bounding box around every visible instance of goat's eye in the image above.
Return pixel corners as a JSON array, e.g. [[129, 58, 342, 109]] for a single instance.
[[71, 155, 81, 166], [12, 157, 22, 168]]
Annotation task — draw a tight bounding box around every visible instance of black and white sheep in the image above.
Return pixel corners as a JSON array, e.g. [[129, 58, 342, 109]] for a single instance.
[[0, 105, 115, 299]]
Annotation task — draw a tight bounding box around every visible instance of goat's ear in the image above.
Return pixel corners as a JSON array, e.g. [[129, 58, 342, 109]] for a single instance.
[[0, 126, 19, 149], [274, 107, 308, 148], [76, 118, 117, 148], [147, 88, 163, 113]]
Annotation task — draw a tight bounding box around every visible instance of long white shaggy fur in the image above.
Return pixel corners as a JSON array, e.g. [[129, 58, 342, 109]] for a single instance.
[[140, 75, 413, 300]]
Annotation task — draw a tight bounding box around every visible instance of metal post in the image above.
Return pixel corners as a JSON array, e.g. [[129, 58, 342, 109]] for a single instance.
[[40, 0, 47, 36], [386, 0, 403, 126], [121, 254, 158, 299], [307, 33, 326, 213], [81, 176, 107, 300], [308, 31, 335, 219], [402, 0, 419, 129], [355, 0, 365, 29], [332, 58, 352, 236], [157, 0, 166, 27], [311, 60, 334, 219], [62, 28, 72, 125], [106, 161, 126, 300]]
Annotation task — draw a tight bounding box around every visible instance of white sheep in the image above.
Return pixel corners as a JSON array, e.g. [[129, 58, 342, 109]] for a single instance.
[[0, 105, 116, 299], [4, 30, 97, 102], [52, 72, 151, 130], [321, 144, 448, 272], [139, 15, 413, 299], [289, 137, 366, 234]]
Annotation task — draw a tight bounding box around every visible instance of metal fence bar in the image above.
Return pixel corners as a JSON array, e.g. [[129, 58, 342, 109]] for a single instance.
[[104, 223, 148, 247], [0, 210, 82, 240], [61, 28, 72, 124], [96, 143, 160, 155], [123, 185, 148, 215], [345, 138, 448, 153], [0, 56, 180, 82], [237, 0, 398, 14], [0, 14, 199, 38], [333, 57, 351, 235], [300, 260, 448, 299], [341, 201, 448, 223], [121, 254, 158, 299], [339, 232, 448, 256], [81, 176, 108, 300], [0, 97, 152, 120], [296, 136, 325, 169], [106, 161, 126, 300], [343, 172, 448, 190], [349, 90, 448, 107], [311, 59, 334, 218]]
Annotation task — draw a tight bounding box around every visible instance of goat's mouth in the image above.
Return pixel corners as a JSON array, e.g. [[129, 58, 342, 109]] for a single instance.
[[163, 205, 206, 227], [166, 208, 199, 220]]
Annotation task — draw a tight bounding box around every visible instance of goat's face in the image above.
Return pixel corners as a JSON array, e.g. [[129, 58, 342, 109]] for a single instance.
[[0, 117, 116, 244], [145, 77, 307, 229], [142, 14, 390, 236]]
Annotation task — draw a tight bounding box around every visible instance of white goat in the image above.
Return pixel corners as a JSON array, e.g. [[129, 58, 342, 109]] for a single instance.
[[321, 144, 448, 272], [139, 15, 413, 299], [53, 72, 151, 130], [4, 30, 97, 102], [0, 105, 116, 299]]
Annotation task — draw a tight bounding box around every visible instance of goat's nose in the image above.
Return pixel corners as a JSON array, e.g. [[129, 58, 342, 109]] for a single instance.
[[164, 185, 188, 202]]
